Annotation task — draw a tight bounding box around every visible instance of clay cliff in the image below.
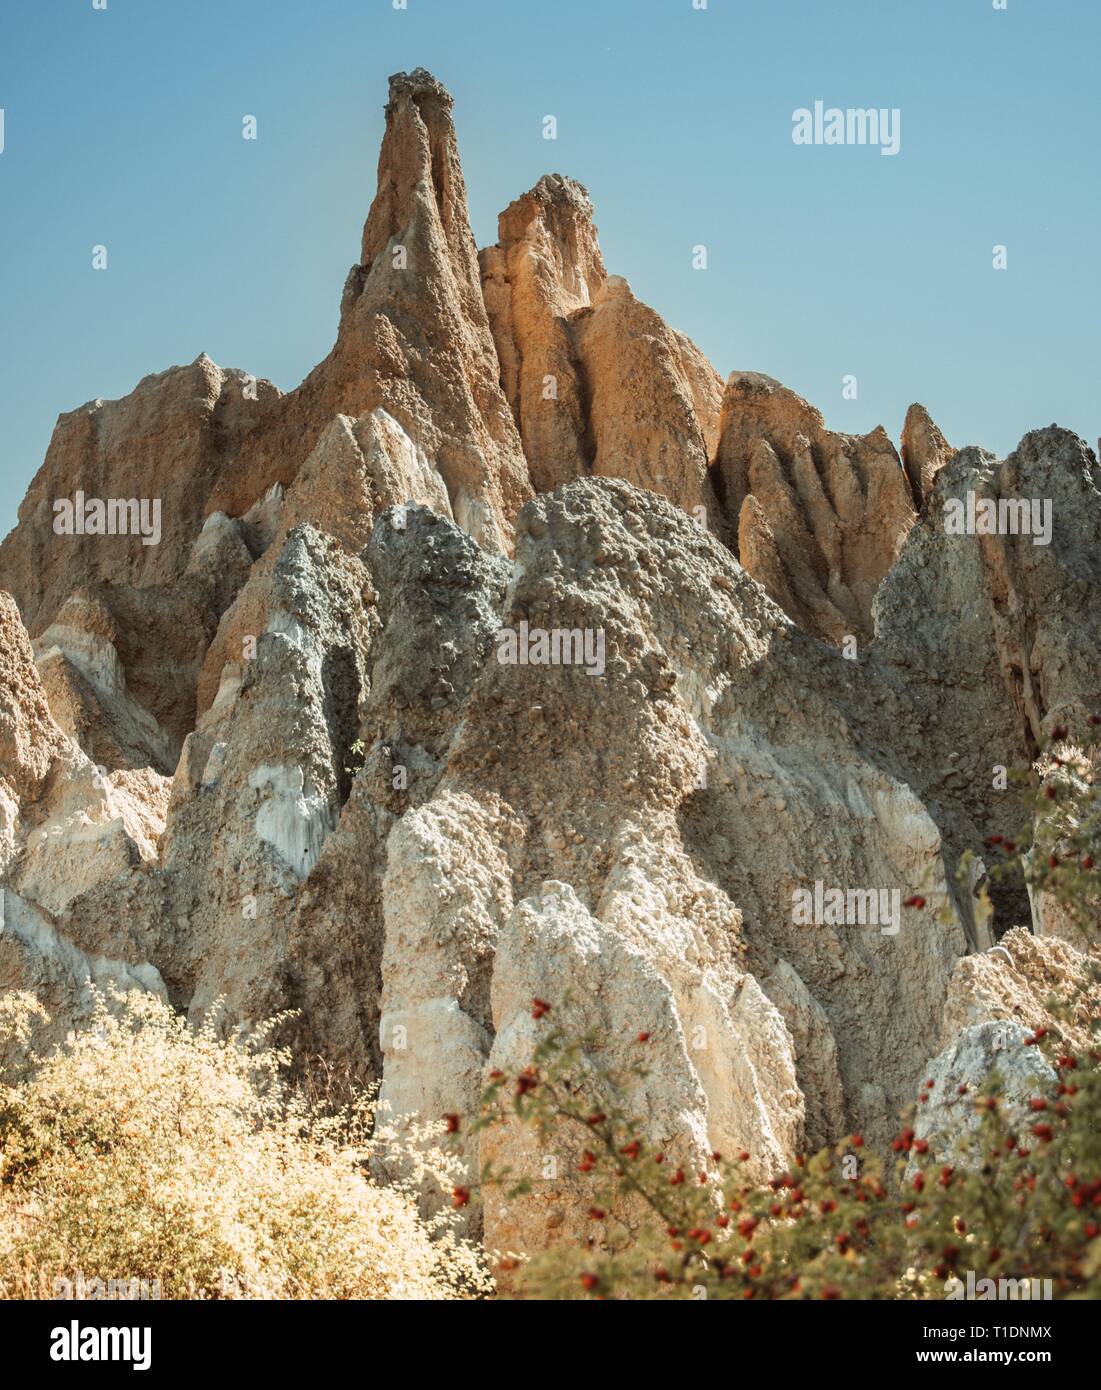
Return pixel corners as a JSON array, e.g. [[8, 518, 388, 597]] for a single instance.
[[2, 69, 1099, 1262]]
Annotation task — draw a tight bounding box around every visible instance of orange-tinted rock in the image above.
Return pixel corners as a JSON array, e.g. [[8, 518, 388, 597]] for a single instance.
[[481, 178, 723, 519], [0, 355, 278, 639], [901, 402, 955, 511], [574, 277, 722, 518], [715, 372, 916, 639], [207, 69, 532, 553], [480, 174, 606, 492]]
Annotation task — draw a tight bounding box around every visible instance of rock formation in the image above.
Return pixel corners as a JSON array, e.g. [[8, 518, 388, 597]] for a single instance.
[[2, 68, 1099, 1268], [480, 175, 724, 519], [206, 69, 532, 555], [901, 401, 955, 511], [715, 371, 917, 642]]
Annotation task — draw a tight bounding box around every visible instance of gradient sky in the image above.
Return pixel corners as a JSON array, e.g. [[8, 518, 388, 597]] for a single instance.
[[1, 0, 1097, 540]]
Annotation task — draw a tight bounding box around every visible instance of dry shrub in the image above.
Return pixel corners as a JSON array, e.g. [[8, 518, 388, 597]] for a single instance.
[[0, 990, 490, 1300]]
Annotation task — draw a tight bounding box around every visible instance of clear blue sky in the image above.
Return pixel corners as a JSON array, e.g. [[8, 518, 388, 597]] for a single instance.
[[1, 0, 1097, 540]]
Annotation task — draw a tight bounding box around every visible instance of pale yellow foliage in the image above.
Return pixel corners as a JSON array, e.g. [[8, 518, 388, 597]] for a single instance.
[[0, 991, 490, 1300]]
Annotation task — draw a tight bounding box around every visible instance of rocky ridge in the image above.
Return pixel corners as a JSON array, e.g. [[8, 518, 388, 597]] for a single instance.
[[2, 68, 1099, 1258]]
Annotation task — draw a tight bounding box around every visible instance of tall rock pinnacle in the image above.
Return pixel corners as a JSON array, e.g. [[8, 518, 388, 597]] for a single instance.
[[480, 174, 723, 517], [901, 402, 955, 512], [207, 69, 532, 553]]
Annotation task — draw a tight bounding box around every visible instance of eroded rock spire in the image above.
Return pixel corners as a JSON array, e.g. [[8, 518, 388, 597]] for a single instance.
[[207, 68, 532, 554]]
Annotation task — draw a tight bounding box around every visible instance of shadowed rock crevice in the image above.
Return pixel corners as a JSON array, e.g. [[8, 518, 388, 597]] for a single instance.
[[321, 645, 362, 808]]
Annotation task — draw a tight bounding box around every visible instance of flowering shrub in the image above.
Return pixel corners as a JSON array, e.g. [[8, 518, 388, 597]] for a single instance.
[[470, 1013, 1101, 1299], [470, 718, 1101, 1300], [0, 991, 490, 1300]]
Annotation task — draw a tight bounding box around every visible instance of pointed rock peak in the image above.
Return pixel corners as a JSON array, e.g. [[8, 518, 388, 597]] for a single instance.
[[901, 402, 955, 511], [386, 67, 453, 111], [593, 273, 633, 305], [480, 170, 720, 503], [205, 65, 530, 548], [490, 171, 607, 311], [361, 68, 466, 267], [533, 171, 593, 206], [498, 172, 599, 238]]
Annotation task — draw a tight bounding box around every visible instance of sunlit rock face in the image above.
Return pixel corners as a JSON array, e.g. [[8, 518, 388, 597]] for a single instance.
[[2, 67, 1099, 1263]]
